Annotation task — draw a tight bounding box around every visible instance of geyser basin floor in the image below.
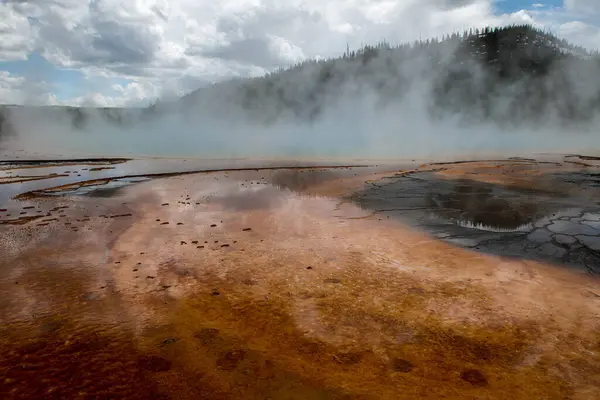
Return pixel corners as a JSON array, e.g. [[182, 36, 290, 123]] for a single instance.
[[1, 156, 600, 399], [351, 157, 600, 272]]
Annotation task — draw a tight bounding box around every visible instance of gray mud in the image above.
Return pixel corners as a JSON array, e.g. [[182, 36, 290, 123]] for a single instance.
[[351, 170, 600, 273]]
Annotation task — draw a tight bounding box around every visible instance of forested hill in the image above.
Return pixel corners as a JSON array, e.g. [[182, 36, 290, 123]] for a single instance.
[[177, 24, 600, 127], [2, 24, 600, 137]]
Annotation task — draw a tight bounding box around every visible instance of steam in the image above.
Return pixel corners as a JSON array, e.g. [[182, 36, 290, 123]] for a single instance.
[[2, 27, 600, 161]]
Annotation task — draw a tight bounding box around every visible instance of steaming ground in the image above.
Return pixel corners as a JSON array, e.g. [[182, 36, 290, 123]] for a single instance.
[[1, 103, 599, 161]]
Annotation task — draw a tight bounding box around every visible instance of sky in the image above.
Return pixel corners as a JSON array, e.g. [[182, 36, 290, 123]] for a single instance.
[[0, 0, 598, 108]]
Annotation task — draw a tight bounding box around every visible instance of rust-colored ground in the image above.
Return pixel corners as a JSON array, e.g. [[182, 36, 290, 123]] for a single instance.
[[1, 161, 600, 399]]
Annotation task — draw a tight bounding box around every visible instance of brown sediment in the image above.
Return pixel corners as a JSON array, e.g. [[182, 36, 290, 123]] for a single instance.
[[89, 166, 117, 171], [0, 323, 171, 400], [0, 215, 44, 225], [424, 160, 583, 193]]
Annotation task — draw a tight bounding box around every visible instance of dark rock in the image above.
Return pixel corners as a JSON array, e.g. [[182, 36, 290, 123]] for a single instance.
[[137, 355, 172, 372], [194, 328, 220, 345], [391, 358, 414, 372], [333, 352, 362, 365], [216, 349, 246, 371], [461, 369, 488, 387], [160, 337, 178, 347], [242, 228, 252, 231]]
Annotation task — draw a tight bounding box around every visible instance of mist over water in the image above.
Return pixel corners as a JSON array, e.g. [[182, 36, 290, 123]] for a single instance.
[[2, 105, 594, 161], [2, 26, 600, 161]]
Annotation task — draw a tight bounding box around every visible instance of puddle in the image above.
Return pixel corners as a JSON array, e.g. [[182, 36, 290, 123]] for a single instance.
[[33, 177, 151, 198], [351, 171, 600, 272], [422, 180, 543, 231], [0, 158, 376, 219]]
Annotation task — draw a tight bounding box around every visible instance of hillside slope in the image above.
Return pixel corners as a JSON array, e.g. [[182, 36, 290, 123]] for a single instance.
[[178, 24, 600, 127]]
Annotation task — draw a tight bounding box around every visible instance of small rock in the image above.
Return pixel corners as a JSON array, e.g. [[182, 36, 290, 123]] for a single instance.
[[194, 328, 220, 345], [324, 278, 342, 284], [391, 358, 414, 372], [333, 352, 362, 365], [137, 355, 172, 372], [242, 228, 252, 231], [160, 337, 178, 347], [210, 224, 217, 227], [461, 369, 488, 387], [217, 349, 246, 371]]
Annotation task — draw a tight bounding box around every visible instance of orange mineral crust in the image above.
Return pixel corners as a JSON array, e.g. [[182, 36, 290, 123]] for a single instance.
[[1, 157, 600, 399]]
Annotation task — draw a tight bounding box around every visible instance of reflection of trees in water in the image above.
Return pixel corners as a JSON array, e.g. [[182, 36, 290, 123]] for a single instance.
[[0, 108, 15, 143], [271, 170, 338, 193], [425, 180, 540, 230]]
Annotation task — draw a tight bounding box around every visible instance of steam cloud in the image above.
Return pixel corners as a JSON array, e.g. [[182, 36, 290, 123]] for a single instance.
[[1, 26, 599, 161]]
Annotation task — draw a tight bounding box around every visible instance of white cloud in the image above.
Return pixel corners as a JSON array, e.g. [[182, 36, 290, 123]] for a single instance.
[[0, 0, 599, 106], [0, 71, 58, 105], [564, 0, 599, 14], [0, 2, 35, 61]]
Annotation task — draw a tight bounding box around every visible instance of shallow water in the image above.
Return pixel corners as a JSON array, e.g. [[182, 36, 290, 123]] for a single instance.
[[2, 155, 600, 399]]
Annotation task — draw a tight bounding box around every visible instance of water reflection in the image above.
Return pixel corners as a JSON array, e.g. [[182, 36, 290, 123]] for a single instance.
[[424, 180, 541, 231]]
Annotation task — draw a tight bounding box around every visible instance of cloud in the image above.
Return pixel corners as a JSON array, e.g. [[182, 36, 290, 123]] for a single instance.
[[0, 2, 35, 61], [0, 71, 57, 105], [564, 0, 598, 13], [0, 0, 599, 106]]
